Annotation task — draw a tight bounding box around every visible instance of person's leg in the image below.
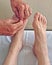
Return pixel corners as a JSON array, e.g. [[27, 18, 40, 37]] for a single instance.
[[32, 12, 50, 65], [3, 20, 27, 65], [3, 27, 23, 65]]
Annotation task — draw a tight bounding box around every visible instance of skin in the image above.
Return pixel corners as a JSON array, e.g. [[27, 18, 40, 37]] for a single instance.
[[10, 0, 32, 20], [3, 12, 50, 65], [0, 0, 32, 36], [3, 19, 28, 65], [3, 1, 31, 65], [33, 12, 50, 65], [0, 17, 23, 36], [2, 1, 50, 65]]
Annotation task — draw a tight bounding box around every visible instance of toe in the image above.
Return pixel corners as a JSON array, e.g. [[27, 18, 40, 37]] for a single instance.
[[39, 13, 47, 29], [41, 15, 47, 26], [34, 12, 40, 21], [39, 13, 47, 25], [38, 14, 43, 22], [43, 16, 47, 25]]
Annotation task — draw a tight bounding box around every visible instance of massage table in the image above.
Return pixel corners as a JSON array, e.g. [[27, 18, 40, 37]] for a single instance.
[[0, 30, 52, 65]]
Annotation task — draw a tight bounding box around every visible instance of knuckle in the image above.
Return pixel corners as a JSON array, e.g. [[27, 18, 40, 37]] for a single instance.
[[12, 32, 15, 35], [10, 26, 15, 33], [25, 4, 29, 8], [21, 5, 25, 9], [11, 30, 16, 35], [13, 26, 16, 30]]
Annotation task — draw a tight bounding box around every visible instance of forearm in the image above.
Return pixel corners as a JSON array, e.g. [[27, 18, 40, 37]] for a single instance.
[[3, 39, 21, 65]]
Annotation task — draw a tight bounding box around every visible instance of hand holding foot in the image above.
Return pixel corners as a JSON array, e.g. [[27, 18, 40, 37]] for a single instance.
[[3, 19, 27, 65]]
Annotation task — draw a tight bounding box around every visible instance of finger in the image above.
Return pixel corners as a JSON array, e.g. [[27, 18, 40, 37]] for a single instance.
[[13, 7, 19, 17], [16, 2, 25, 20], [17, 25, 23, 31], [12, 15, 18, 20], [8, 18, 19, 24], [14, 19, 28, 32], [12, 25, 23, 36], [14, 19, 28, 34], [12, 15, 19, 23], [11, 20, 23, 30], [24, 4, 30, 19], [18, 4, 25, 20]]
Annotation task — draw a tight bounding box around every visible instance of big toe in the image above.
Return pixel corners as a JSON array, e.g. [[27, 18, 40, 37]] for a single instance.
[[32, 12, 40, 29], [34, 12, 40, 21]]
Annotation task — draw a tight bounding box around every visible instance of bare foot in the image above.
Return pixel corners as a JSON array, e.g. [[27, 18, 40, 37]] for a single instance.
[[11, 19, 28, 52], [32, 12, 50, 65]]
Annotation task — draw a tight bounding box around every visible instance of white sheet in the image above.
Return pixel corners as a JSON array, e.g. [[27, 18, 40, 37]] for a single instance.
[[0, 31, 52, 65]]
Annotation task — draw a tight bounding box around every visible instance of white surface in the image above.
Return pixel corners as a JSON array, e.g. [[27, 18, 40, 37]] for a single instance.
[[0, 31, 52, 65]]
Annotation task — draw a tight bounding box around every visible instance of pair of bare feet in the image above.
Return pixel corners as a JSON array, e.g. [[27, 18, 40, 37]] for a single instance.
[[11, 12, 50, 65]]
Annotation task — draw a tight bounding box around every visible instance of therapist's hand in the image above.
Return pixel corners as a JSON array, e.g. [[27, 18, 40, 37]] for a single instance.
[[10, 0, 32, 20], [0, 17, 23, 36]]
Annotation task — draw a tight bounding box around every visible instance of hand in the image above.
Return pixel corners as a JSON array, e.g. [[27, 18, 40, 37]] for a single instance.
[[10, 0, 32, 20], [0, 17, 23, 36]]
